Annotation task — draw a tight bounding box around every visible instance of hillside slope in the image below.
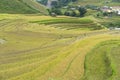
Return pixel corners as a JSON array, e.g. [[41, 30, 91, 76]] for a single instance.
[[74, 0, 120, 6], [0, 0, 48, 14], [22, 0, 48, 15], [0, 14, 120, 80]]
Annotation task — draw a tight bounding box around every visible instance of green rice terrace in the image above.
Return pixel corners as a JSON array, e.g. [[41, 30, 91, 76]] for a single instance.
[[0, 0, 120, 79], [0, 14, 120, 80]]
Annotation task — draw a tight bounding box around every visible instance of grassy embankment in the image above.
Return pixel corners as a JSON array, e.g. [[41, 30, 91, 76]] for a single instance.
[[82, 40, 120, 80]]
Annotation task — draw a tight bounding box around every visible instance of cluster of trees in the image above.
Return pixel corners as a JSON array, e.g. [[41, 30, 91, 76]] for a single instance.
[[50, 0, 78, 8], [64, 7, 87, 17], [58, 0, 77, 6], [37, 0, 87, 17], [37, 0, 48, 5], [95, 11, 113, 17], [112, 0, 120, 2], [48, 6, 87, 17], [85, 5, 100, 10], [108, 22, 120, 28], [37, 0, 78, 7], [48, 7, 62, 15], [64, 10, 80, 17]]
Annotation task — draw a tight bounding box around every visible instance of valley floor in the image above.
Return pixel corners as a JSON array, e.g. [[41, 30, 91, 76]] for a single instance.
[[0, 14, 120, 80]]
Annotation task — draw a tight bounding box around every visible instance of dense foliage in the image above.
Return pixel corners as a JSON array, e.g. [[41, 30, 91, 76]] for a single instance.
[[37, 0, 78, 7], [37, 0, 48, 5]]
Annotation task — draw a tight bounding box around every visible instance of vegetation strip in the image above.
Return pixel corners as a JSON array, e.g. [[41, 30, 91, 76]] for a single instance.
[[82, 40, 120, 80]]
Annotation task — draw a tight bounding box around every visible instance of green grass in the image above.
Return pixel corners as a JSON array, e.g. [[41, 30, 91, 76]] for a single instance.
[[0, 0, 48, 14], [82, 40, 120, 80], [32, 18, 93, 24], [22, 0, 48, 15], [32, 17, 104, 30]]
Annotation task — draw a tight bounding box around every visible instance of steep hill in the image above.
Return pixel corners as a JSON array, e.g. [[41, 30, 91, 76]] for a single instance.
[[0, 0, 48, 14]]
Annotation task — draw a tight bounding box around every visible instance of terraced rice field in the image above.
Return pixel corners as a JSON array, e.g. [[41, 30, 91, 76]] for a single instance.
[[82, 40, 120, 80], [0, 14, 120, 80], [75, 0, 120, 6]]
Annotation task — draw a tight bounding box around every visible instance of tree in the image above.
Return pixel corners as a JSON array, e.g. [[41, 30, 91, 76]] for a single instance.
[[103, 12, 108, 16], [51, 1, 60, 8], [64, 10, 80, 17], [51, 8, 62, 15], [78, 7, 87, 17], [64, 11, 72, 16], [72, 0, 78, 2], [71, 11, 76, 16], [112, 0, 120, 2], [37, 0, 48, 5]]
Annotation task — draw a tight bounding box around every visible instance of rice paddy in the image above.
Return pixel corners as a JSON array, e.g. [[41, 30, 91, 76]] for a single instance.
[[0, 14, 120, 80]]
